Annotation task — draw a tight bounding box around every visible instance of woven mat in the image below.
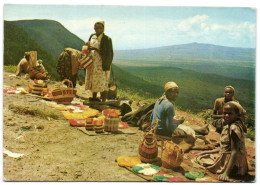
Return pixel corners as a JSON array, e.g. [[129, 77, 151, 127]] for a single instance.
[[76, 127, 136, 136]]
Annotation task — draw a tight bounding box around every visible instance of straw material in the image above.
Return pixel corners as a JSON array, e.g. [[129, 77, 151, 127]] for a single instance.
[[52, 79, 76, 105]]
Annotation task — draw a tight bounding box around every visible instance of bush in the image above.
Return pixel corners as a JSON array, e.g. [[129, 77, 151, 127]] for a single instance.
[[245, 127, 255, 141], [4, 65, 17, 73]]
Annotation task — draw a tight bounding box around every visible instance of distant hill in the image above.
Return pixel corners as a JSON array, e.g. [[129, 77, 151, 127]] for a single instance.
[[114, 43, 255, 81], [115, 42, 255, 61]]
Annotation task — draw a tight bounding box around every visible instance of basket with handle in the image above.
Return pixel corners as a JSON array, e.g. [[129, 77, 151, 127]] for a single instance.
[[138, 120, 159, 163], [52, 79, 77, 105]]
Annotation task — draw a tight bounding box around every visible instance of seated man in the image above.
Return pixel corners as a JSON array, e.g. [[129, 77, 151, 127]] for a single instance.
[[15, 52, 30, 76]]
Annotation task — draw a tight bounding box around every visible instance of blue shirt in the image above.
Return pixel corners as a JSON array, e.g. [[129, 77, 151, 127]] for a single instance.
[[151, 98, 177, 137]]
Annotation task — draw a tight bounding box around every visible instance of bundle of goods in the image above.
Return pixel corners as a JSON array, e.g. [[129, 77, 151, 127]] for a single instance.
[[32, 80, 46, 95], [85, 118, 94, 130], [93, 119, 104, 133], [153, 172, 185, 182], [103, 109, 121, 132], [161, 141, 184, 169], [116, 156, 141, 167], [138, 121, 159, 163], [132, 163, 160, 176], [52, 79, 77, 105]]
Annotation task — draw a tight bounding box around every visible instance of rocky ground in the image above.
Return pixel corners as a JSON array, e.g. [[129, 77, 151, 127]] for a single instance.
[[2, 72, 255, 182]]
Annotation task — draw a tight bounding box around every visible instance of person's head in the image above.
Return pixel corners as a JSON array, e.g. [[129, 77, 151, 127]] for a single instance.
[[94, 21, 105, 36], [24, 52, 30, 61], [164, 81, 179, 101], [224, 85, 235, 102], [223, 101, 245, 125]]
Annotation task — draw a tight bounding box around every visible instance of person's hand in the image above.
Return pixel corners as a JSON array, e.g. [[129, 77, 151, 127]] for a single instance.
[[179, 116, 185, 124], [79, 80, 83, 86], [218, 173, 230, 182]]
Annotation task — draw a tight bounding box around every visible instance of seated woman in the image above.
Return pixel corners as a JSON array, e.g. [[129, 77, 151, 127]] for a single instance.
[[150, 81, 209, 152], [193, 101, 248, 182], [212, 86, 242, 133]]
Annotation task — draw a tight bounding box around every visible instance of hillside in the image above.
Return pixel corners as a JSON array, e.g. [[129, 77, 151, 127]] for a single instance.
[[9, 19, 85, 57], [113, 65, 255, 128], [4, 20, 85, 80]]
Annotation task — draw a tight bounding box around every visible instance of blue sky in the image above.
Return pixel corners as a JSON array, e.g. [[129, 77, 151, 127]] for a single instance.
[[3, 4, 257, 50]]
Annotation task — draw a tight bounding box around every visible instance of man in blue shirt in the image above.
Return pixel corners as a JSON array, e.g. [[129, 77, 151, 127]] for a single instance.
[[151, 81, 184, 137]]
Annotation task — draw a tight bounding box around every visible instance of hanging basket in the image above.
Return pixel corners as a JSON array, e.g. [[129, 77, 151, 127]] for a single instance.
[[52, 79, 77, 105]]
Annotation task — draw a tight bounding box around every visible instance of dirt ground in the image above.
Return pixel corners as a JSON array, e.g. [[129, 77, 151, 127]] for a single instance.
[[2, 72, 255, 182]]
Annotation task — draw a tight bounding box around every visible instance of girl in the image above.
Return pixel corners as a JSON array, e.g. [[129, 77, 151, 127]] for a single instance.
[[194, 101, 248, 181]]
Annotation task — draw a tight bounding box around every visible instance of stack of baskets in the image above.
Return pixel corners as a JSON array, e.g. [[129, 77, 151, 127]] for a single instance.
[[85, 118, 94, 130], [52, 79, 77, 105], [32, 83, 44, 95]]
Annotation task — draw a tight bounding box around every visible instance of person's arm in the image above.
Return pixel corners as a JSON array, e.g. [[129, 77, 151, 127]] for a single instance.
[[196, 148, 220, 156], [212, 99, 223, 119], [218, 129, 240, 181], [165, 103, 175, 132], [77, 73, 83, 86]]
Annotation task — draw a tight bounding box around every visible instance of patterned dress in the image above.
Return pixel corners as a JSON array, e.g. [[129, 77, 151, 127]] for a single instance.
[[193, 120, 248, 176], [85, 35, 109, 92]]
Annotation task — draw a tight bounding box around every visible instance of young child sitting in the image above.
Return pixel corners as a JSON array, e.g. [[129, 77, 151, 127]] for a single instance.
[[193, 101, 248, 182]]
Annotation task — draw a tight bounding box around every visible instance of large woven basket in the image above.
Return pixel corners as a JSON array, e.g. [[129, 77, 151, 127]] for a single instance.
[[52, 79, 77, 105], [104, 117, 120, 132], [161, 141, 184, 169], [138, 121, 159, 163]]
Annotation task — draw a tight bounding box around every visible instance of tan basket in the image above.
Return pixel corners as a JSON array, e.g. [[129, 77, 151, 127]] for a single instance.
[[52, 79, 77, 105], [161, 141, 184, 168]]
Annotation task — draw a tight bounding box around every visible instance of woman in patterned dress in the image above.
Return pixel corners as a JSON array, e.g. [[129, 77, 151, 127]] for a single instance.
[[85, 21, 113, 102]]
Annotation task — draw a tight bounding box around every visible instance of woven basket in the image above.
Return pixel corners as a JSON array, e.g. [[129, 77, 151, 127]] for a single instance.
[[32, 83, 44, 95], [138, 121, 159, 163], [104, 117, 120, 132], [161, 141, 184, 169], [52, 79, 77, 105]]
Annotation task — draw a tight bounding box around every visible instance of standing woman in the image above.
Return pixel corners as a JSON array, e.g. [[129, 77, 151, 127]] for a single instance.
[[85, 20, 114, 102]]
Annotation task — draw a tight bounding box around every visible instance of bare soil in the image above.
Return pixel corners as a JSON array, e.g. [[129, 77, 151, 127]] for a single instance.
[[3, 72, 255, 182]]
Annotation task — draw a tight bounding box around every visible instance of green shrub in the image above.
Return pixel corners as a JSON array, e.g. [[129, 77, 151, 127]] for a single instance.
[[4, 65, 17, 73], [245, 127, 255, 141]]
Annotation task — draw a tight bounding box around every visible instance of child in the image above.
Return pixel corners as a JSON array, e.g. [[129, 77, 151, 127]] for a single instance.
[[193, 101, 248, 182]]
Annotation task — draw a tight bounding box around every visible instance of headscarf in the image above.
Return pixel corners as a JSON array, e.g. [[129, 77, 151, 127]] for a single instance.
[[94, 20, 105, 30], [224, 85, 235, 94], [225, 101, 247, 132], [158, 81, 179, 104]]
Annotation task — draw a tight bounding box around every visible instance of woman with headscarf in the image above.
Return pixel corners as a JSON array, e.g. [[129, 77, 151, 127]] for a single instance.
[[212, 86, 243, 133], [193, 101, 248, 182], [151, 81, 184, 137], [150, 81, 210, 152], [85, 20, 114, 102]]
